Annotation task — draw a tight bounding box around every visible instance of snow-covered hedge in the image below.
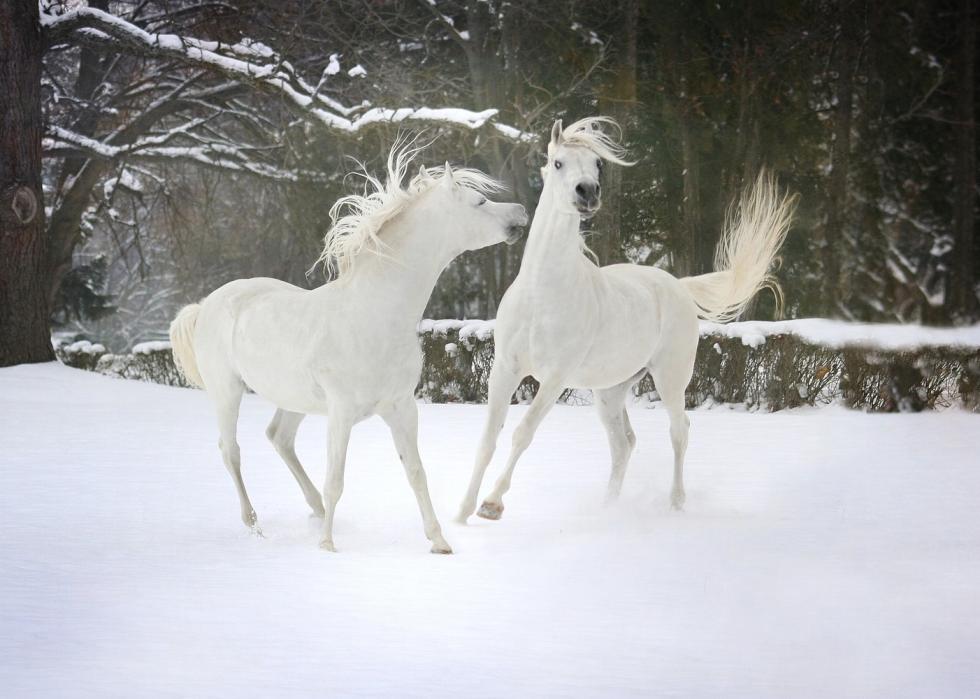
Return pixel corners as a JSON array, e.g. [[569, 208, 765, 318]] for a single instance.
[[55, 320, 980, 412], [55, 339, 191, 388]]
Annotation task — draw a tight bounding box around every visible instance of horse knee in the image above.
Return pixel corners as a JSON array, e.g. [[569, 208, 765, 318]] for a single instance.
[[669, 424, 687, 446], [668, 414, 688, 450], [511, 423, 533, 454], [220, 439, 240, 461], [323, 482, 343, 505]]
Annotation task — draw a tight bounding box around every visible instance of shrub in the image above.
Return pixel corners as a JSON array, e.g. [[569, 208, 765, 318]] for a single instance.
[[56, 320, 980, 412]]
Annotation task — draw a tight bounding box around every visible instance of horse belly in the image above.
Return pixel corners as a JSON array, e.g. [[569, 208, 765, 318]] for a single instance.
[[565, 320, 660, 389], [239, 361, 330, 415]]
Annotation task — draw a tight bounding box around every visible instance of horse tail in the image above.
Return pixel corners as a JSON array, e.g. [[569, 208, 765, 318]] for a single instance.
[[679, 170, 798, 323], [169, 303, 206, 389]]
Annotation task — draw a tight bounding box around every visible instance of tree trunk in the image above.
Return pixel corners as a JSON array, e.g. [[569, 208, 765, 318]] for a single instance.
[[47, 0, 110, 309], [825, 17, 855, 316], [951, 0, 977, 320], [678, 116, 701, 279], [0, 1, 53, 366], [594, 0, 638, 267]]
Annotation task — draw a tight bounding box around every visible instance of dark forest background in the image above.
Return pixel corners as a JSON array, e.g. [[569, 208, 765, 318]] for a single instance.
[[29, 0, 979, 350]]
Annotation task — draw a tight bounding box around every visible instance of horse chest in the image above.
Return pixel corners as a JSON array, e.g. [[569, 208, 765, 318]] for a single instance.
[[525, 309, 591, 376]]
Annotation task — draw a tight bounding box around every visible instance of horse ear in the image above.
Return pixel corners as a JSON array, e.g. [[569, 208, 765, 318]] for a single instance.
[[550, 119, 564, 146], [418, 164, 427, 178], [442, 161, 456, 189]]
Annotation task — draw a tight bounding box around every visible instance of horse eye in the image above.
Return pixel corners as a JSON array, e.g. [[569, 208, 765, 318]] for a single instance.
[[476, 197, 487, 206], [596, 159, 603, 172], [554, 160, 562, 170]]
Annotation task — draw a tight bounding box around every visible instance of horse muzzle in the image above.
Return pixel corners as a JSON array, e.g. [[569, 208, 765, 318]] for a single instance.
[[505, 224, 526, 245]]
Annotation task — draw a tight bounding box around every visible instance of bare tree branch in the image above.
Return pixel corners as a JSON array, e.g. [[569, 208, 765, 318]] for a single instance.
[[41, 5, 533, 141]]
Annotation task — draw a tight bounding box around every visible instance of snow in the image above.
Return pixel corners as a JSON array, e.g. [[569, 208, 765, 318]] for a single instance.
[[41, 6, 532, 141], [2, 363, 979, 697], [419, 318, 495, 342], [61, 340, 106, 354], [347, 65, 367, 78], [700, 318, 980, 350], [132, 340, 172, 354], [418, 317, 980, 352]]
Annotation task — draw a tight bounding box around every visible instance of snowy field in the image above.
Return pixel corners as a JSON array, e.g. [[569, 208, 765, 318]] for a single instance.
[[2, 363, 979, 698]]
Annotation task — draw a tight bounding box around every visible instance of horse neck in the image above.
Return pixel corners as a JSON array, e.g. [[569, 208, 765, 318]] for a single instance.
[[334, 212, 455, 329], [519, 179, 591, 283]]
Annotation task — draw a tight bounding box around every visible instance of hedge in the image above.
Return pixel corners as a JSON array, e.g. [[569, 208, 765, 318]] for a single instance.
[[55, 320, 980, 412]]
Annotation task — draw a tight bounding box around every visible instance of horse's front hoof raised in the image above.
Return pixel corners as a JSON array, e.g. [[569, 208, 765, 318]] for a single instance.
[[477, 501, 504, 520]]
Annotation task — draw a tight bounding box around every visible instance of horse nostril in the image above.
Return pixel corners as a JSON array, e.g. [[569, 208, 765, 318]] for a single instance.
[[575, 183, 587, 198]]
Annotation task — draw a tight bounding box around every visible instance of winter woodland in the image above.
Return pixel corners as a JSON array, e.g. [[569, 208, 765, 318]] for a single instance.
[[1, 1, 979, 696]]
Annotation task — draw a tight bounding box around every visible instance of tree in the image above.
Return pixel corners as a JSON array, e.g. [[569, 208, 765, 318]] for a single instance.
[[950, 0, 976, 320], [0, 1, 52, 364], [0, 0, 529, 366]]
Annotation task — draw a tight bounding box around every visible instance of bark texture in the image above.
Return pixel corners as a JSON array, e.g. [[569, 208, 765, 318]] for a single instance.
[[0, 1, 53, 366]]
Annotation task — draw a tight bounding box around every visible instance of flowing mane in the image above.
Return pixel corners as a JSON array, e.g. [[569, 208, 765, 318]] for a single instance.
[[312, 137, 504, 279], [557, 116, 634, 166]]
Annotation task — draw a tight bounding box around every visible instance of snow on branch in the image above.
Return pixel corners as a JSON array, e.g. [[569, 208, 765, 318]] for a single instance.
[[40, 5, 534, 142], [44, 125, 325, 183]]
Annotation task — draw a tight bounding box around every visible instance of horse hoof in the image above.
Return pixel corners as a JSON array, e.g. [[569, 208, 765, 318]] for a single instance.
[[477, 501, 504, 520], [430, 542, 453, 555], [319, 539, 337, 552], [249, 524, 265, 538], [671, 493, 686, 511]]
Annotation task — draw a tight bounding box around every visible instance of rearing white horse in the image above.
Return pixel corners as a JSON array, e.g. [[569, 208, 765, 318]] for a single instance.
[[458, 117, 797, 522], [169, 140, 527, 552]]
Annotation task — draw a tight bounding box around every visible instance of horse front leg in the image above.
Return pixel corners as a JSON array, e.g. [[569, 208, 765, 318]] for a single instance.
[[478, 379, 566, 520], [380, 396, 452, 554], [457, 359, 523, 523]]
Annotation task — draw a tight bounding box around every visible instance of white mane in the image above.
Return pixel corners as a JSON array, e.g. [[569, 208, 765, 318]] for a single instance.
[[555, 116, 634, 166], [312, 138, 504, 279]]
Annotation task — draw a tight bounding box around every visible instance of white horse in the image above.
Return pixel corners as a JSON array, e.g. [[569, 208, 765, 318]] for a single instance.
[[169, 140, 527, 552], [458, 117, 797, 522]]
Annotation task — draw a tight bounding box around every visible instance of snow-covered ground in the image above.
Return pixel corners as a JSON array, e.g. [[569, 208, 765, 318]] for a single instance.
[[2, 363, 978, 698]]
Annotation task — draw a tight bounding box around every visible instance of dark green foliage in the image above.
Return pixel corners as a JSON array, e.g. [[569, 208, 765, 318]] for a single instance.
[[50, 255, 115, 325]]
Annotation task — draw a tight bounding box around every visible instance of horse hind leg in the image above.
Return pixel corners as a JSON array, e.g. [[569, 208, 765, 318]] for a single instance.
[[266, 409, 324, 517], [650, 367, 690, 510], [595, 380, 638, 502], [210, 378, 262, 533]]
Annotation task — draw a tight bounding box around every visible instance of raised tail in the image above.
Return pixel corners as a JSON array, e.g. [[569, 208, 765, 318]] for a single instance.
[[679, 171, 798, 322], [168, 304, 205, 388]]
